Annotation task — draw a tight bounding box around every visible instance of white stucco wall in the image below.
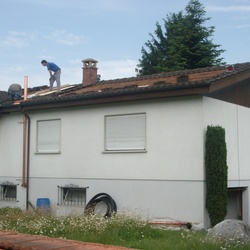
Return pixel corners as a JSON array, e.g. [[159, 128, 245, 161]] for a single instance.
[[0, 96, 206, 226], [34, 97, 204, 180], [1, 95, 250, 228], [0, 113, 24, 177], [203, 96, 250, 225], [203, 97, 250, 181]]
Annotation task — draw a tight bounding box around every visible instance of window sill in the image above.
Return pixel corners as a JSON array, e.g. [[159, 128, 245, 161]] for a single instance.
[[35, 151, 61, 154], [57, 204, 86, 207], [102, 150, 147, 154], [0, 200, 18, 202]]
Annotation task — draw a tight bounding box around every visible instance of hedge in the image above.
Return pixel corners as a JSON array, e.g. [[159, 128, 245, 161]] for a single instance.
[[205, 125, 228, 227]]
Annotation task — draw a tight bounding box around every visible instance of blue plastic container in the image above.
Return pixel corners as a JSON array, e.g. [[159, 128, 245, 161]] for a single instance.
[[36, 198, 50, 211]]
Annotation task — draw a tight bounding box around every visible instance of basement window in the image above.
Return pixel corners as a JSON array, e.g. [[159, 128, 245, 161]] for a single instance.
[[0, 184, 17, 201], [58, 186, 87, 206], [36, 119, 61, 153], [104, 113, 146, 152]]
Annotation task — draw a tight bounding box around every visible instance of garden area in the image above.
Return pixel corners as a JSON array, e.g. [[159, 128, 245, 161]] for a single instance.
[[0, 207, 250, 249]]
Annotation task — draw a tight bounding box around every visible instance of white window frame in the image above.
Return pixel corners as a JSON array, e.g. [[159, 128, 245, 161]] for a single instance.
[[104, 113, 146, 152], [36, 119, 61, 153]]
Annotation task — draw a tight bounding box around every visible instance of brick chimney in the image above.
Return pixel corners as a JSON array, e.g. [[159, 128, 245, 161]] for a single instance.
[[82, 58, 98, 85]]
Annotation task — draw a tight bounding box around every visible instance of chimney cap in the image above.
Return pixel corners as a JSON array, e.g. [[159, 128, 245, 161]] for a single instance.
[[82, 58, 98, 63]]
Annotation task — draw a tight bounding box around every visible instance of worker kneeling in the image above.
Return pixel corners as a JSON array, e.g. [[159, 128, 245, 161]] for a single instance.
[[8, 83, 22, 101]]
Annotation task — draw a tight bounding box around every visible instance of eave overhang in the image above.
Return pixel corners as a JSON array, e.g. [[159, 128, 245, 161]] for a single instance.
[[0, 83, 211, 114], [209, 70, 250, 92]]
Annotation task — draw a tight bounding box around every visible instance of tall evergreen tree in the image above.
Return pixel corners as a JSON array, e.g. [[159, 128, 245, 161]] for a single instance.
[[205, 125, 228, 227], [137, 0, 225, 76]]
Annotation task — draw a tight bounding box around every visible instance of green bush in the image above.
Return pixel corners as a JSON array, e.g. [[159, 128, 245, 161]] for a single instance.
[[0, 206, 22, 215], [205, 125, 228, 227]]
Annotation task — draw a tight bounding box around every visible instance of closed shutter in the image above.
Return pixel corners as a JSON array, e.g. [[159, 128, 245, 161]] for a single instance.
[[105, 113, 146, 151], [37, 119, 61, 152]]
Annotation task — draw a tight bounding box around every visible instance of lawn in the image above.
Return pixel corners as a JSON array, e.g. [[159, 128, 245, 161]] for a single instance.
[[0, 207, 250, 250]]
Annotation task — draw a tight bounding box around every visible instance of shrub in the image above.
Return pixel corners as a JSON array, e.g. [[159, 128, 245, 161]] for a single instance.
[[205, 125, 228, 227], [0, 206, 22, 215]]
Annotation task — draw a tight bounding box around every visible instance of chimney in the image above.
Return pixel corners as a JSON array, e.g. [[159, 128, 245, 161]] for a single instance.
[[82, 58, 98, 85]]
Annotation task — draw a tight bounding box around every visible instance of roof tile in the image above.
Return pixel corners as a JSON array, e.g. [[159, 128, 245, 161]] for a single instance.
[[1, 62, 250, 109]]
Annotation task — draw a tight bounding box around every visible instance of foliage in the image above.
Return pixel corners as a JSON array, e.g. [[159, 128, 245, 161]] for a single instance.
[[137, 0, 225, 75], [1, 208, 250, 249], [205, 125, 228, 227], [0, 206, 22, 215]]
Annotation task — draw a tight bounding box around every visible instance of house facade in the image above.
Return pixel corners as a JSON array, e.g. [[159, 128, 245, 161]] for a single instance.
[[1, 59, 250, 229]]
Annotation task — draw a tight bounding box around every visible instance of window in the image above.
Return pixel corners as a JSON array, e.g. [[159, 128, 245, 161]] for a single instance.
[[37, 119, 61, 153], [105, 113, 146, 151], [58, 186, 87, 206], [0, 184, 17, 201]]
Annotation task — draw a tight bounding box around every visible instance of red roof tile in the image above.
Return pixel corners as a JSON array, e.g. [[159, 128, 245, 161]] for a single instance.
[[0, 230, 137, 250], [1, 62, 250, 111]]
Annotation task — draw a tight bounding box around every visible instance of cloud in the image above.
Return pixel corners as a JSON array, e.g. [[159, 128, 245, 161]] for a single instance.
[[98, 59, 138, 80], [61, 67, 83, 85], [44, 30, 88, 46], [69, 59, 83, 65], [59, 59, 138, 85], [236, 24, 250, 28], [37, 55, 55, 61], [206, 5, 250, 12], [0, 64, 31, 91], [11, 0, 131, 14], [8, 0, 72, 8], [0, 31, 35, 48], [93, 0, 129, 12], [53, 58, 138, 86]]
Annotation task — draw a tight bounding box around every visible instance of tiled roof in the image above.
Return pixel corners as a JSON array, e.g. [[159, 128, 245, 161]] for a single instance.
[[0, 91, 9, 104], [1, 62, 250, 111], [0, 230, 136, 250]]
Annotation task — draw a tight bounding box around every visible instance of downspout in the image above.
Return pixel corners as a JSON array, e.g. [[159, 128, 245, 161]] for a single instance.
[[22, 76, 28, 187], [20, 76, 31, 210], [22, 115, 27, 187], [24, 111, 30, 210]]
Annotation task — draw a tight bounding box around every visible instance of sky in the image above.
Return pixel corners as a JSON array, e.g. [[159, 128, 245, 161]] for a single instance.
[[1, 0, 250, 91]]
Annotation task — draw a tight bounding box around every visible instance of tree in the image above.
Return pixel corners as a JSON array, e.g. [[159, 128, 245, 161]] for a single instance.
[[205, 125, 228, 227], [136, 0, 225, 75]]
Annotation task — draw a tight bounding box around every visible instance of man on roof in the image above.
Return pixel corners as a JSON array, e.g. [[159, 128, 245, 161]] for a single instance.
[[8, 83, 22, 101], [41, 60, 61, 92]]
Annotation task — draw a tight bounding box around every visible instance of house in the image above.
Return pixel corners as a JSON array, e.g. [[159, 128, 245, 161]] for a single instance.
[[1, 58, 250, 229]]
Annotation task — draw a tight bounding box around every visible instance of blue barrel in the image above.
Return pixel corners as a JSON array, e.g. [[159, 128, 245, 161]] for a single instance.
[[36, 198, 50, 211]]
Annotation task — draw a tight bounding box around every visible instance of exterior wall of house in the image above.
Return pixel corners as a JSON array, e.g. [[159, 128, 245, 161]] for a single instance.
[[0, 96, 206, 227], [0, 112, 24, 177], [1, 96, 250, 228], [203, 97, 250, 225]]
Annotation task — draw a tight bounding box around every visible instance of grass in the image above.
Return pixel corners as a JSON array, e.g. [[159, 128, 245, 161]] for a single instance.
[[0, 207, 250, 250]]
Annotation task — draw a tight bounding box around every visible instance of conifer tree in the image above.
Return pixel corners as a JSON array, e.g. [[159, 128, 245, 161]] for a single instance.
[[205, 125, 228, 227], [137, 0, 225, 75]]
